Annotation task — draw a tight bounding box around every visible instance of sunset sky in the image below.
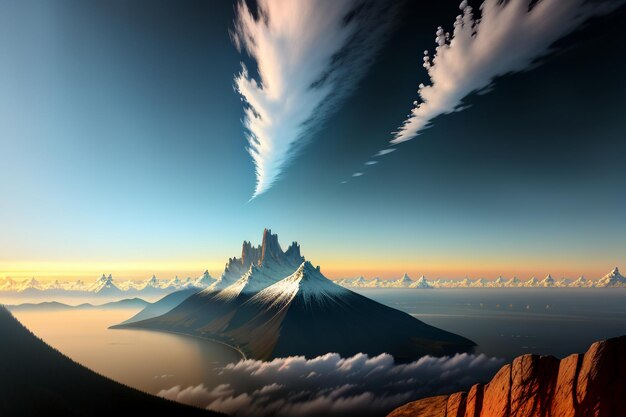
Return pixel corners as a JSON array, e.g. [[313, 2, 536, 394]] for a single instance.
[[1, 0, 625, 282]]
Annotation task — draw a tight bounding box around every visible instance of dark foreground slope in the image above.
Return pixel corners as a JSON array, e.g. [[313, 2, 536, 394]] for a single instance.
[[387, 335, 626, 417], [0, 307, 224, 417]]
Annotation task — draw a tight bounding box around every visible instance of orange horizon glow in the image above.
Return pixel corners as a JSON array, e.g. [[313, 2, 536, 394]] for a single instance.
[[0, 258, 619, 283]]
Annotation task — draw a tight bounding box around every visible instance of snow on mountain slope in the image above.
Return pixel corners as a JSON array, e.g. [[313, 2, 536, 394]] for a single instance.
[[251, 261, 348, 309], [409, 276, 432, 289], [203, 229, 304, 296], [597, 267, 626, 287], [540, 274, 555, 287], [88, 274, 123, 295]]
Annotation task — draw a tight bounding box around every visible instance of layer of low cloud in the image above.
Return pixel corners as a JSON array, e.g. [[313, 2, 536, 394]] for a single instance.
[[233, 0, 397, 198], [159, 351, 503, 417], [391, 0, 623, 144]]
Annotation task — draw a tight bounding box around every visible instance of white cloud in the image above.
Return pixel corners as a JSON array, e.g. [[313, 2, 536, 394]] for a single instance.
[[233, 0, 397, 198], [158, 351, 503, 417], [352, 172, 364, 177], [374, 148, 396, 157], [391, 0, 623, 144]]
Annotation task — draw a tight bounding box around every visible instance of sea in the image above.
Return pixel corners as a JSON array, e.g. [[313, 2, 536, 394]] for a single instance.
[[11, 288, 626, 396]]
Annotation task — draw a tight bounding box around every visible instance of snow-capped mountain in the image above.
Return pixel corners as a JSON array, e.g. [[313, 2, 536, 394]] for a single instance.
[[192, 270, 216, 288], [556, 277, 571, 288], [0, 271, 216, 298], [333, 267, 626, 289], [540, 274, 555, 287], [597, 267, 626, 287], [202, 229, 304, 294], [409, 276, 432, 289], [385, 273, 414, 288], [471, 278, 488, 288], [570, 276, 590, 288], [88, 274, 123, 296], [490, 276, 505, 288], [115, 230, 475, 361], [506, 277, 521, 287]]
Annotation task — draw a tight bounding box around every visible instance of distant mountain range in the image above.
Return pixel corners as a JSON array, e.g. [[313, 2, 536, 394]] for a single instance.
[[5, 297, 149, 312], [0, 306, 223, 416], [335, 267, 626, 289], [113, 229, 475, 362], [0, 270, 216, 297], [3, 265, 623, 298]]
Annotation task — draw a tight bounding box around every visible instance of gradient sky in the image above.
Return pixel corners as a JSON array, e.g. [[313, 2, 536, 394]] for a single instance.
[[1, 0, 625, 282]]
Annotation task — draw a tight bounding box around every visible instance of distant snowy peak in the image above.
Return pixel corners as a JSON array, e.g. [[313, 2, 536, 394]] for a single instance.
[[89, 274, 122, 294], [335, 267, 626, 289], [597, 267, 626, 287], [387, 273, 413, 287], [17, 277, 42, 292], [141, 275, 161, 290], [251, 261, 348, 309], [409, 276, 432, 289], [540, 274, 555, 287]]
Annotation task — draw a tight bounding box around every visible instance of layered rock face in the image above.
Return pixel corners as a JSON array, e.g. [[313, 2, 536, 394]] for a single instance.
[[387, 335, 626, 417]]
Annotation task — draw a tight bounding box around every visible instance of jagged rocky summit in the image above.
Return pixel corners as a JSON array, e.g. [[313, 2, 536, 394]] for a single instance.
[[114, 229, 475, 361], [387, 335, 626, 417]]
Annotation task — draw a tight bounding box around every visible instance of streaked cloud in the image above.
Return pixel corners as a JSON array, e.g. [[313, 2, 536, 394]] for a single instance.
[[159, 351, 503, 417], [391, 0, 623, 144], [374, 148, 396, 157], [233, 0, 397, 198], [352, 172, 364, 177]]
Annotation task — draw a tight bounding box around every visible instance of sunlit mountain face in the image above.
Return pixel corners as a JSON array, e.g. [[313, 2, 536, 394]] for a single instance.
[[1, 0, 626, 416]]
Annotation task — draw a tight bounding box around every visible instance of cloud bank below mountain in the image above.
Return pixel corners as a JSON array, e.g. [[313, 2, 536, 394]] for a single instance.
[[159, 351, 503, 417]]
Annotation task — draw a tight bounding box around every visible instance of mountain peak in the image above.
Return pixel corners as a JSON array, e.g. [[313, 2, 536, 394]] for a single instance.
[[251, 261, 345, 309], [598, 266, 625, 287], [260, 228, 283, 265]]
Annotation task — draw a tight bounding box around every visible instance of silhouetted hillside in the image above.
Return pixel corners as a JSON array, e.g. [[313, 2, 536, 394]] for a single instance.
[[0, 306, 224, 417]]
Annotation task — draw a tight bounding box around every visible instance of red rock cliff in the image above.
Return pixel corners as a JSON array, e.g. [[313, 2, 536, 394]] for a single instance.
[[387, 335, 626, 417]]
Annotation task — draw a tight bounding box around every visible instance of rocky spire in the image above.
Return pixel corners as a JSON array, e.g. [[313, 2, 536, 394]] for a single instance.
[[285, 241, 303, 263], [241, 240, 262, 267], [260, 228, 284, 266]]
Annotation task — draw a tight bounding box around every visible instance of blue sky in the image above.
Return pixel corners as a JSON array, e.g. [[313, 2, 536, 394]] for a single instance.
[[1, 0, 625, 281]]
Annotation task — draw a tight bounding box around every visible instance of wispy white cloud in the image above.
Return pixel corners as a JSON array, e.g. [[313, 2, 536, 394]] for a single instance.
[[352, 172, 364, 177], [391, 0, 623, 144], [159, 351, 503, 417], [233, 0, 397, 198], [374, 148, 396, 157]]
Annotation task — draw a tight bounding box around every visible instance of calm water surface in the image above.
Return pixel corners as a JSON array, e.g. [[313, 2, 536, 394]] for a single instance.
[[12, 289, 626, 396], [13, 309, 242, 394], [356, 288, 626, 360]]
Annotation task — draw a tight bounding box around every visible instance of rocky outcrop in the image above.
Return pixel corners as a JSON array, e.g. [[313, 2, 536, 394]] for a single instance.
[[388, 335, 626, 417]]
